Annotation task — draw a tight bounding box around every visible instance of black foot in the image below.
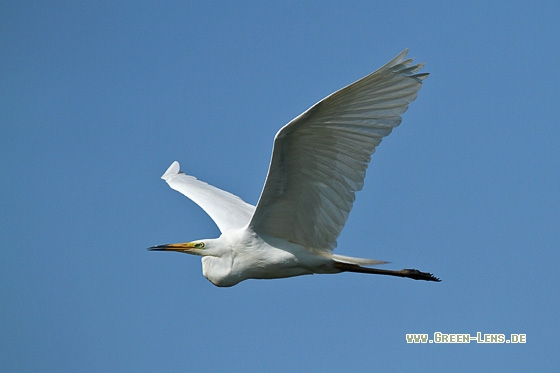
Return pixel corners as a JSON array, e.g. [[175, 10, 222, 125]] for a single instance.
[[401, 269, 441, 282]]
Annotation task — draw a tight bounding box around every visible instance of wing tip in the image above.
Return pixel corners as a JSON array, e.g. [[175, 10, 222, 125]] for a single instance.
[[371, 49, 427, 81], [388, 48, 409, 66], [162, 161, 181, 179]]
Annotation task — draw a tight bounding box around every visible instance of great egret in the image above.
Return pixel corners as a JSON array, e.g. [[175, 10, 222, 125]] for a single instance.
[[149, 49, 440, 286]]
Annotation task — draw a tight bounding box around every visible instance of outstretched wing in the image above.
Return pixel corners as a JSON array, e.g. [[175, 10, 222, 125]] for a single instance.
[[249, 49, 428, 251], [161, 161, 255, 233]]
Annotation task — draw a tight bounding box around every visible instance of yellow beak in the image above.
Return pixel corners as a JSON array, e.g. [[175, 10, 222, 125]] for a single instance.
[[148, 242, 197, 253]]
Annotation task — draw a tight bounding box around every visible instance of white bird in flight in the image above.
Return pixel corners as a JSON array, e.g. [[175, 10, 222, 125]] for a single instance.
[[150, 49, 440, 286]]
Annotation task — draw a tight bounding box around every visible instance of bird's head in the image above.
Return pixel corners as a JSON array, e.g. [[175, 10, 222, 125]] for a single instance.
[[148, 240, 212, 256], [149, 238, 236, 286]]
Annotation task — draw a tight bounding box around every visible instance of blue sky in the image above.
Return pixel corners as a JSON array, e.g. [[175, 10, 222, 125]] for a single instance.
[[2, 1, 559, 371]]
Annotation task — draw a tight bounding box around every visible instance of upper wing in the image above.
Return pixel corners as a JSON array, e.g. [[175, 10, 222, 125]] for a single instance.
[[161, 161, 255, 233], [249, 49, 428, 251]]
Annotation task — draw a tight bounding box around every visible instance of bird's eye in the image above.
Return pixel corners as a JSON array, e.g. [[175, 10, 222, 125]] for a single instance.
[[195, 242, 205, 249]]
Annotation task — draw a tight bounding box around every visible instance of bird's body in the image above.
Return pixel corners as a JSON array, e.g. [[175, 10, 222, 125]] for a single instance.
[[198, 230, 336, 287], [150, 49, 440, 286]]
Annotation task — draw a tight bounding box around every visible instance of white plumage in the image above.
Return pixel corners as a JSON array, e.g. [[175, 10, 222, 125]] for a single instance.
[[150, 49, 440, 286]]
